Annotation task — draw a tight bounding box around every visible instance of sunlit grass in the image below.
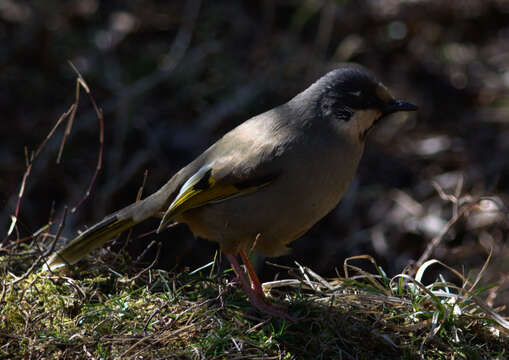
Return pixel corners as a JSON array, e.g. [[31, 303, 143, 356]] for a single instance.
[[1, 248, 507, 359]]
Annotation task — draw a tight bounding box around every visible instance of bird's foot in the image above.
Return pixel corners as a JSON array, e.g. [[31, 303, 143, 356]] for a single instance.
[[245, 288, 294, 321], [225, 252, 295, 321]]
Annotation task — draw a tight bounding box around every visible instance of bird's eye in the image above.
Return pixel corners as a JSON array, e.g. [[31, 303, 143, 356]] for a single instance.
[[348, 90, 362, 97]]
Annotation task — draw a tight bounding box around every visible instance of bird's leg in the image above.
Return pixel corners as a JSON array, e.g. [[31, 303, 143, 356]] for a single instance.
[[239, 249, 264, 294], [224, 253, 251, 293], [224, 252, 292, 320], [239, 249, 289, 312]]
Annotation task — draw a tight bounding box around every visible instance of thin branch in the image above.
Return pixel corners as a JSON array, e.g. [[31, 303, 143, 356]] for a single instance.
[[8, 207, 68, 285], [120, 241, 161, 283], [68, 62, 105, 214], [37, 104, 76, 160], [2, 65, 91, 245], [122, 169, 150, 253], [416, 206, 467, 268]]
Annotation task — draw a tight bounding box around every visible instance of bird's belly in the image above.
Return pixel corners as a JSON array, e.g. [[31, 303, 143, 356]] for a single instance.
[[177, 162, 358, 257]]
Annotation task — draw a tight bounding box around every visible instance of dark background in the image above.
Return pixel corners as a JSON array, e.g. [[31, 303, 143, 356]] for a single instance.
[[1, 1, 508, 310]]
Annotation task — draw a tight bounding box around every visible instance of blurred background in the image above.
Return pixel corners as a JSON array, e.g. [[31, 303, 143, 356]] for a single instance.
[[1, 1, 508, 311]]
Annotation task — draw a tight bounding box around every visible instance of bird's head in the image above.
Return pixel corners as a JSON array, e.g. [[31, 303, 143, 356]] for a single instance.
[[315, 65, 417, 142]]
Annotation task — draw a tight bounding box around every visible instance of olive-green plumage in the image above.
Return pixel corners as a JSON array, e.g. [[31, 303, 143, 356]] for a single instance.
[[44, 65, 417, 278]]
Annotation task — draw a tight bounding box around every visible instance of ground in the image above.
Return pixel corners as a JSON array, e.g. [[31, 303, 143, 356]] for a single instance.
[[1, 1, 508, 358]]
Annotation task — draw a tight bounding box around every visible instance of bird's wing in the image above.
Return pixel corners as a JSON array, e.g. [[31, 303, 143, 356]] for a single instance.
[[157, 119, 285, 232]]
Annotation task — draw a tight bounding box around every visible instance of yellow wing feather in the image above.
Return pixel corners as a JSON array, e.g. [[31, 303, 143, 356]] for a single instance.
[[156, 165, 269, 233]]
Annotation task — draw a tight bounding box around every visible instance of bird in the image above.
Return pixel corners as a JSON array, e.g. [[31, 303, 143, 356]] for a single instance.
[[43, 64, 417, 319]]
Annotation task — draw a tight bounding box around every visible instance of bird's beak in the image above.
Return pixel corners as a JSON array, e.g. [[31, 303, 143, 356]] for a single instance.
[[382, 99, 418, 116]]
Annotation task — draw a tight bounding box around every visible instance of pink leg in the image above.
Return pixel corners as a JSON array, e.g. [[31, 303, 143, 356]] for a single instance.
[[225, 253, 251, 293], [225, 252, 292, 320], [239, 250, 264, 294], [239, 250, 289, 312]]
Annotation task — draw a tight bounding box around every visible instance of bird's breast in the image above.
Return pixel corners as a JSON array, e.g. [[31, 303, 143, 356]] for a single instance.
[[178, 131, 365, 257]]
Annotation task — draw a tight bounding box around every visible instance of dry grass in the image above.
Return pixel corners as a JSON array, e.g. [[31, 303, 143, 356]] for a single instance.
[[1, 244, 507, 359]]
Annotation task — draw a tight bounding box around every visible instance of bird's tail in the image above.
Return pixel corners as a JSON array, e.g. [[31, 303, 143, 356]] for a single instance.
[[43, 215, 137, 271], [42, 179, 178, 271]]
